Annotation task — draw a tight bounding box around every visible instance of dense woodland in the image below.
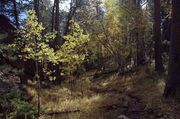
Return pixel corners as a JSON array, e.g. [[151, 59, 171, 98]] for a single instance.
[[0, 0, 180, 119]]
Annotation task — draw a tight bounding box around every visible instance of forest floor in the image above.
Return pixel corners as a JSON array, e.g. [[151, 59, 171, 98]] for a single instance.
[[25, 66, 180, 119]]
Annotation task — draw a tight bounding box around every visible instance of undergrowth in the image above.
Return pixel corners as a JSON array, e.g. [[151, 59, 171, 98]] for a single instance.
[[24, 66, 180, 119]]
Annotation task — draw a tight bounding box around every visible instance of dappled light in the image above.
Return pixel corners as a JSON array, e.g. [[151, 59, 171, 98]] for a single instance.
[[0, 0, 180, 119]]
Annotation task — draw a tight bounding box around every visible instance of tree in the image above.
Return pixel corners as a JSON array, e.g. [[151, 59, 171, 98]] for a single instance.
[[164, 0, 180, 97], [57, 21, 90, 75], [34, 0, 39, 19], [54, 0, 61, 47], [0, 0, 32, 27], [51, 1, 56, 31], [153, 0, 164, 72], [64, 0, 82, 35], [14, 10, 57, 118], [38, 0, 54, 30], [12, 0, 19, 28]]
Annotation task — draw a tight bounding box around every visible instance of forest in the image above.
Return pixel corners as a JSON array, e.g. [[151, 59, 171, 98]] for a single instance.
[[0, 0, 180, 119]]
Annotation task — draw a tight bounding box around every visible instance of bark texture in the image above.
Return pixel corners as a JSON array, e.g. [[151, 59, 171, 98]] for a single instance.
[[153, 0, 164, 72], [164, 0, 180, 97]]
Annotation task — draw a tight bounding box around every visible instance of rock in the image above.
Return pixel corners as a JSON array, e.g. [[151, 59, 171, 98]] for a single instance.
[[117, 115, 130, 119]]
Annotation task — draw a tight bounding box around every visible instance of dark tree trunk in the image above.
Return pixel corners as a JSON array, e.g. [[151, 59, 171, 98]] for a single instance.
[[153, 0, 164, 72], [55, 0, 60, 32], [20, 74, 28, 84], [34, 0, 39, 19], [54, 0, 62, 48], [164, 0, 180, 97], [51, 1, 55, 32], [162, 18, 171, 53], [36, 61, 40, 118], [12, 0, 19, 29], [64, 0, 78, 36], [136, 32, 145, 66], [53, 0, 63, 83]]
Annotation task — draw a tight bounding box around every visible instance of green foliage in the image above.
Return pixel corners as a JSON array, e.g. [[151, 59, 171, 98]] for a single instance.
[[0, 43, 17, 59], [10, 10, 59, 80], [86, 0, 151, 69], [57, 21, 90, 75], [0, 77, 37, 119], [9, 98, 37, 119], [0, 44, 22, 76], [14, 10, 58, 64], [12, 10, 90, 78]]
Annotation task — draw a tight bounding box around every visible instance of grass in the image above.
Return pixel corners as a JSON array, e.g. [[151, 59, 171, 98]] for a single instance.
[[24, 66, 180, 119]]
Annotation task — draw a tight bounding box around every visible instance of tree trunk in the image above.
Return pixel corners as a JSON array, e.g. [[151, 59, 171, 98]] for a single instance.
[[53, 0, 63, 83], [164, 0, 180, 97], [51, 1, 55, 32], [136, 32, 145, 66], [33, 1, 41, 118], [54, 0, 61, 48], [36, 61, 41, 118], [34, 0, 39, 19], [12, 0, 19, 29], [64, 0, 79, 36], [20, 74, 28, 84], [153, 0, 164, 72]]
